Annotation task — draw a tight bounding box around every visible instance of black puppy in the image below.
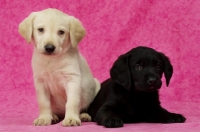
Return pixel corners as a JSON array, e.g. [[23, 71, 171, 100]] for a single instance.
[[88, 46, 186, 128]]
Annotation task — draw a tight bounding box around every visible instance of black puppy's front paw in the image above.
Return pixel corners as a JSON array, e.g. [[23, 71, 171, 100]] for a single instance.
[[103, 117, 123, 128], [159, 113, 186, 123]]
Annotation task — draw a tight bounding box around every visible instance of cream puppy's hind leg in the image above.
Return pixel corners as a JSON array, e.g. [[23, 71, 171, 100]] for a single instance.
[[62, 81, 81, 126], [80, 113, 91, 122], [33, 80, 59, 126], [80, 78, 100, 122]]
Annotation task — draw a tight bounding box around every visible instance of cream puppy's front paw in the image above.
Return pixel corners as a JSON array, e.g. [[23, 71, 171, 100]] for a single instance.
[[33, 114, 59, 126], [62, 116, 81, 126], [34, 117, 52, 126]]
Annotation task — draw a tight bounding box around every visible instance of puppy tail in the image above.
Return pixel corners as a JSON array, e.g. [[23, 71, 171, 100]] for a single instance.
[[94, 78, 101, 96]]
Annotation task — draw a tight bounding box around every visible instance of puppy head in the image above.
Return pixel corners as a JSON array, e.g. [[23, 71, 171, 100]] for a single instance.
[[18, 8, 85, 55], [110, 46, 173, 92]]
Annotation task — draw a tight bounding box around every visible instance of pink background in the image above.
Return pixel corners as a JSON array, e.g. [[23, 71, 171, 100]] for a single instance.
[[0, 0, 200, 131]]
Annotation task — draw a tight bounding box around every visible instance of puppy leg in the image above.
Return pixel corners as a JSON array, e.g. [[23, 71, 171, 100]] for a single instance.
[[62, 81, 81, 126], [95, 102, 124, 128], [148, 107, 186, 123], [33, 80, 59, 126], [94, 78, 100, 96]]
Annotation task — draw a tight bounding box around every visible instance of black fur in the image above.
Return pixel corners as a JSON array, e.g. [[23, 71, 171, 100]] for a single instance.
[[88, 46, 186, 128]]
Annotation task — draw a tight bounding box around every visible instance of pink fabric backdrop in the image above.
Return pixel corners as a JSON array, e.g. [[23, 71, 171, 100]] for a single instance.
[[0, 0, 200, 131]]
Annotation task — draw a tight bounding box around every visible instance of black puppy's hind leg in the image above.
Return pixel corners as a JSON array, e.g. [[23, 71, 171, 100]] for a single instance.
[[95, 103, 124, 128]]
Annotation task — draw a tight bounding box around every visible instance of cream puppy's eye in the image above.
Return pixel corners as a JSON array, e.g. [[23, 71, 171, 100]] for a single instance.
[[58, 30, 65, 35], [38, 28, 44, 33]]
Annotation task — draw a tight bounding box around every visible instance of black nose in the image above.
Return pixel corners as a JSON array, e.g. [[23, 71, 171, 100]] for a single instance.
[[147, 77, 157, 86], [45, 44, 55, 54]]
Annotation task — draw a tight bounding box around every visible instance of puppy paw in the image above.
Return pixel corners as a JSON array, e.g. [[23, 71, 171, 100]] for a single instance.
[[52, 114, 60, 124], [103, 117, 123, 128], [62, 116, 81, 126], [80, 113, 91, 122], [33, 114, 59, 126], [156, 113, 186, 123], [34, 118, 51, 126]]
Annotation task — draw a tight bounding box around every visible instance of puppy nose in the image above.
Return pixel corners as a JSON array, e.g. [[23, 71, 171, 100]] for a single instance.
[[147, 77, 157, 86], [45, 44, 55, 54]]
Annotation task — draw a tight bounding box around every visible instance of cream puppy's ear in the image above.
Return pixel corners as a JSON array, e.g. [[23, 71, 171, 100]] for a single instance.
[[68, 16, 86, 48], [18, 12, 37, 43]]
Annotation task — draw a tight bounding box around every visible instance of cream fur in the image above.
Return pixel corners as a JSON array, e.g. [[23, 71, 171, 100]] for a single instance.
[[18, 8, 100, 126]]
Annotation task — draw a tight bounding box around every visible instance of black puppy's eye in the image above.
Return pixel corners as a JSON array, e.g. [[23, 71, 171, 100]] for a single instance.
[[38, 28, 44, 32], [156, 63, 161, 70], [135, 64, 143, 71], [58, 30, 65, 35]]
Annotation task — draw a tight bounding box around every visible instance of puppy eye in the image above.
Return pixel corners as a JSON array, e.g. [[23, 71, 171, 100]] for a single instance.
[[135, 64, 143, 71], [58, 30, 65, 35], [38, 28, 44, 33], [156, 63, 161, 70]]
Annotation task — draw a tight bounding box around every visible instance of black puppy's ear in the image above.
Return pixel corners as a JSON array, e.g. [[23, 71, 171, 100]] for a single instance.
[[160, 53, 173, 87], [110, 54, 131, 90]]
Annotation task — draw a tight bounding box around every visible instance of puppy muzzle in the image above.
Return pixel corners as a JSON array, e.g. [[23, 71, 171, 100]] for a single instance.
[[135, 77, 162, 92], [44, 44, 56, 54]]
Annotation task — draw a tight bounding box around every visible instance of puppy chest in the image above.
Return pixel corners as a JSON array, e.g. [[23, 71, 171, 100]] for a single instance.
[[41, 72, 67, 97]]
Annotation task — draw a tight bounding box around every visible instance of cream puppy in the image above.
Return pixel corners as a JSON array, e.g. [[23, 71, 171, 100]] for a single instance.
[[18, 8, 100, 126]]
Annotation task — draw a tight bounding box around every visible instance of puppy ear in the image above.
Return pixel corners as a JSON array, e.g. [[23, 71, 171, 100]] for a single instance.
[[68, 16, 86, 48], [160, 53, 173, 87], [18, 12, 37, 43], [110, 54, 131, 90]]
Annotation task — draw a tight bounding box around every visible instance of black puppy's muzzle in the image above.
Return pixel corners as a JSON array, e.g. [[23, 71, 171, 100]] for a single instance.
[[44, 44, 56, 54], [145, 77, 161, 92], [147, 77, 157, 87]]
